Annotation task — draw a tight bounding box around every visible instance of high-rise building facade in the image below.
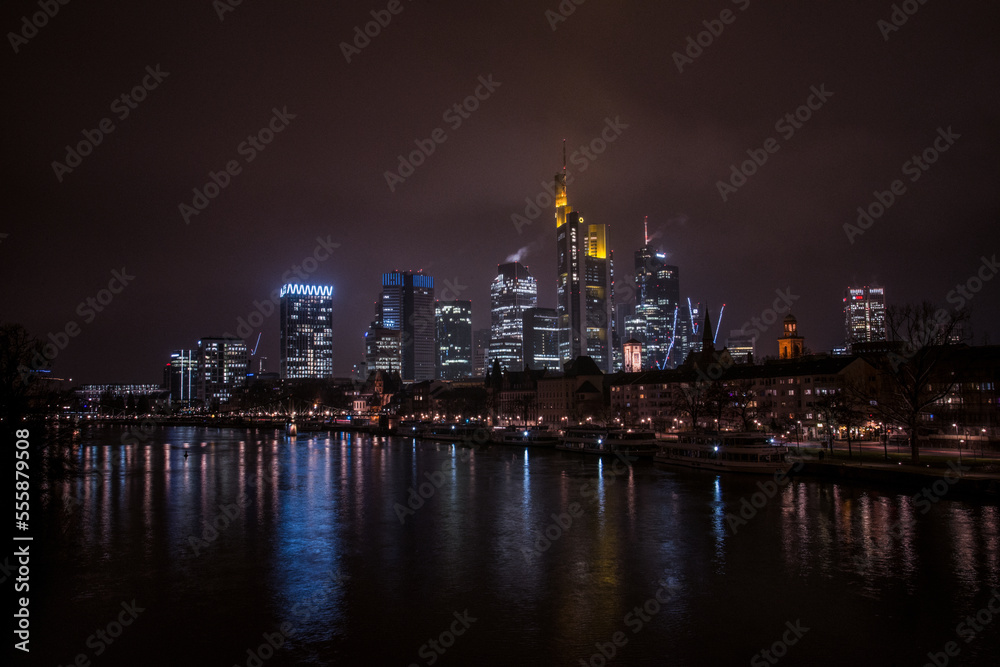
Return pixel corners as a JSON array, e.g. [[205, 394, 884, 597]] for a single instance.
[[365, 323, 401, 373], [522, 307, 561, 370], [472, 328, 491, 377], [623, 339, 642, 373], [489, 262, 537, 372], [554, 159, 613, 371], [197, 337, 248, 406], [279, 283, 334, 379], [844, 286, 886, 350], [164, 349, 197, 405], [436, 300, 473, 379], [726, 329, 756, 363], [376, 271, 436, 382], [633, 221, 682, 369]]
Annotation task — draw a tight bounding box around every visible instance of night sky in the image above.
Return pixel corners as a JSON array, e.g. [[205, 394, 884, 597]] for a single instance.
[[4, 0, 998, 383]]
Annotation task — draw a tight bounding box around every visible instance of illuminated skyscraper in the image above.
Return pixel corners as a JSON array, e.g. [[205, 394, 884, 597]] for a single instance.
[[436, 300, 473, 379], [633, 218, 681, 369], [473, 328, 491, 377], [726, 329, 756, 363], [489, 262, 537, 371], [554, 149, 613, 371], [522, 307, 561, 370], [279, 283, 334, 379], [623, 339, 642, 373], [365, 323, 401, 374], [844, 285, 886, 350], [197, 337, 248, 407], [377, 271, 436, 382], [164, 349, 197, 405]]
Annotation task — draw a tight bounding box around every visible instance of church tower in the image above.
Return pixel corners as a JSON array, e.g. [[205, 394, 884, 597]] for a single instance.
[[778, 314, 804, 359]]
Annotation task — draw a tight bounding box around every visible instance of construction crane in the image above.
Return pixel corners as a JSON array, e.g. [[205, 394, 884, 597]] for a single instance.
[[714, 304, 726, 345]]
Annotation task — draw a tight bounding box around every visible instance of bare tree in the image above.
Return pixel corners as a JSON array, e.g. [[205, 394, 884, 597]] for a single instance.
[[668, 380, 711, 431], [723, 378, 758, 431], [0, 322, 46, 423], [860, 302, 968, 463]]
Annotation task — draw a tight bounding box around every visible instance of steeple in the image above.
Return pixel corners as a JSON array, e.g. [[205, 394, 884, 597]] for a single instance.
[[702, 304, 714, 349]]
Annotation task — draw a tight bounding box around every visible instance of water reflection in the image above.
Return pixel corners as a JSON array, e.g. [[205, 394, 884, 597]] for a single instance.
[[35, 425, 1000, 666]]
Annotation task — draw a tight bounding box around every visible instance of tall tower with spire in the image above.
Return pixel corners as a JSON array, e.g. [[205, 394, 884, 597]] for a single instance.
[[554, 146, 612, 371], [632, 218, 681, 369]]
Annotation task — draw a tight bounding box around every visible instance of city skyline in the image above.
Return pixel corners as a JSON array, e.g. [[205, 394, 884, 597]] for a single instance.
[[3, 0, 998, 384]]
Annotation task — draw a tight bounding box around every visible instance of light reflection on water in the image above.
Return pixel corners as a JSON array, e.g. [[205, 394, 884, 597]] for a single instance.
[[33, 425, 1000, 666]]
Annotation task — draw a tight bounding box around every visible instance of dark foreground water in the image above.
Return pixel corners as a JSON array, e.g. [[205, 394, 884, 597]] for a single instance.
[[25, 425, 1000, 666]]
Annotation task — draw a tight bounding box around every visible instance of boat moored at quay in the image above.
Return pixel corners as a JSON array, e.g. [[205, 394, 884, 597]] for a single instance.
[[654, 432, 791, 474], [494, 426, 560, 447], [416, 423, 484, 442], [556, 426, 659, 458]]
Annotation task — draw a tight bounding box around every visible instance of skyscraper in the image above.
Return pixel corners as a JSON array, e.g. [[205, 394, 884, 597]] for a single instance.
[[522, 307, 561, 370], [633, 218, 681, 369], [197, 337, 248, 407], [436, 300, 473, 379], [376, 271, 436, 382], [489, 261, 537, 371], [726, 329, 756, 363], [554, 151, 613, 371], [623, 338, 642, 373], [164, 349, 197, 405], [844, 285, 886, 350], [472, 328, 491, 377], [365, 323, 401, 374], [279, 283, 334, 379]]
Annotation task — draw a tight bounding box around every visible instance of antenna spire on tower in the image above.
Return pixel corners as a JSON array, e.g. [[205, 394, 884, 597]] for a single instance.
[[562, 139, 566, 172], [643, 216, 649, 245]]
